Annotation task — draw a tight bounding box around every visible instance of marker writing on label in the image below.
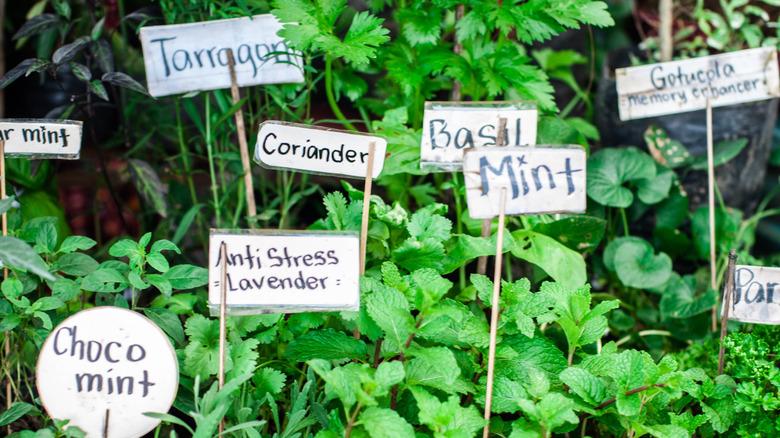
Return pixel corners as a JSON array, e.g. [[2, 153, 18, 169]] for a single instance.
[[52, 325, 156, 397], [429, 118, 523, 149], [478, 155, 583, 198], [214, 245, 340, 269], [150, 37, 296, 78], [0, 126, 71, 147], [260, 132, 370, 164], [733, 267, 778, 309]]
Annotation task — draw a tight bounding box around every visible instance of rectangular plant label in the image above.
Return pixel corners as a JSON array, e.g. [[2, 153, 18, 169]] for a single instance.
[[208, 230, 360, 314], [464, 146, 586, 219], [139, 14, 304, 97], [727, 265, 780, 325], [420, 101, 537, 170], [254, 121, 387, 179], [616, 47, 780, 120], [0, 119, 82, 159]]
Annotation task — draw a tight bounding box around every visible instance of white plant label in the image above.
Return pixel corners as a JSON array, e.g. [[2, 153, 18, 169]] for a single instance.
[[726, 265, 780, 325], [36, 307, 178, 438], [139, 14, 304, 97], [209, 230, 360, 314], [616, 47, 780, 120], [0, 119, 82, 159], [464, 146, 586, 219], [420, 101, 537, 170], [254, 121, 386, 179]]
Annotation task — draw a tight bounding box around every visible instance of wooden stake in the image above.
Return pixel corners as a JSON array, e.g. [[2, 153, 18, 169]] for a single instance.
[[1, 140, 10, 415], [659, 0, 673, 62], [717, 250, 737, 375], [477, 118, 507, 275], [706, 99, 718, 332], [353, 143, 376, 339], [359, 143, 377, 275], [217, 241, 228, 435], [451, 4, 465, 101], [226, 49, 257, 228], [482, 187, 507, 438], [103, 409, 110, 438]]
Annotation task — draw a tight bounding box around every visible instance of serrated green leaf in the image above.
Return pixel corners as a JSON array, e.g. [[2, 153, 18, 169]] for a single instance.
[[285, 329, 368, 361]]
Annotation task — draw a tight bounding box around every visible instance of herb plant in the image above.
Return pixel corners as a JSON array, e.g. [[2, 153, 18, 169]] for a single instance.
[[0, 1, 778, 437]]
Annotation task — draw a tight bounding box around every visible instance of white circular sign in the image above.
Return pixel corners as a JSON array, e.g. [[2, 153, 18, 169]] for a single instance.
[[36, 307, 179, 438]]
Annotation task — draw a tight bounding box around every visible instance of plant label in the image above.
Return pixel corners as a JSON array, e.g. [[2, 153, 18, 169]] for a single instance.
[[464, 146, 586, 219], [727, 265, 780, 325], [0, 119, 82, 159], [254, 121, 387, 179], [209, 230, 360, 314], [36, 307, 178, 438], [420, 101, 537, 170], [139, 14, 304, 97], [616, 47, 780, 120]]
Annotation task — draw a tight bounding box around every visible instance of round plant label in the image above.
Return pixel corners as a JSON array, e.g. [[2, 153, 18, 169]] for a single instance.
[[36, 307, 179, 438]]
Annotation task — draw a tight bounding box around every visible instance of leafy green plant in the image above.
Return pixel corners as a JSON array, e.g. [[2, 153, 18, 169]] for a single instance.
[[640, 0, 780, 61]]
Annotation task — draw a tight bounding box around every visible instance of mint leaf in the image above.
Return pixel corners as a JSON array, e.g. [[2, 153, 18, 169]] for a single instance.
[[358, 407, 414, 438], [559, 367, 608, 406], [406, 346, 462, 394], [411, 387, 484, 436], [366, 285, 415, 348], [285, 329, 368, 361]]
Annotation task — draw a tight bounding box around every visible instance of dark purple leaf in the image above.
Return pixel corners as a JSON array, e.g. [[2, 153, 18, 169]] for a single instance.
[[13, 14, 60, 40], [101, 72, 149, 96]]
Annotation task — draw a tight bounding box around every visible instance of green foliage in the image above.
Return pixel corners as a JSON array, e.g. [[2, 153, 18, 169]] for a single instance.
[[4, 1, 780, 437]]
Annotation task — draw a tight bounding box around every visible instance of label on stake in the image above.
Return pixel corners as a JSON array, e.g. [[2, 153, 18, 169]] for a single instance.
[[420, 101, 537, 170], [254, 121, 386, 179], [616, 47, 780, 120], [726, 265, 780, 325], [209, 230, 360, 314], [464, 146, 586, 219], [140, 15, 304, 97], [36, 307, 179, 437], [0, 119, 82, 159]]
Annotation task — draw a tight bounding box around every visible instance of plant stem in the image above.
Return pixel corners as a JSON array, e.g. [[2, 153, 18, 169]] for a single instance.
[[205, 94, 222, 227], [595, 384, 665, 409], [324, 55, 357, 131], [452, 172, 466, 291], [175, 98, 199, 209], [344, 403, 362, 438], [619, 208, 629, 236]]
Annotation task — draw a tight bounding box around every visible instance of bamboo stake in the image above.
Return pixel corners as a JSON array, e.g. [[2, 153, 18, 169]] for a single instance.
[[217, 241, 228, 435], [482, 187, 507, 438], [659, 0, 673, 62], [359, 143, 377, 275], [717, 250, 737, 375], [354, 143, 376, 339], [103, 409, 110, 438], [477, 118, 507, 275], [1, 140, 10, 416], [451, 4, 465, 101], [706, 99, 718, 332], [226, 49, 257, 228]]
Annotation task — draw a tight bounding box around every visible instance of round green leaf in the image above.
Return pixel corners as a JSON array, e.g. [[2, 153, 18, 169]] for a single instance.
[[587, 148, 656, 208], [602, 236, 646, 272], [614, 239, 672, 289]]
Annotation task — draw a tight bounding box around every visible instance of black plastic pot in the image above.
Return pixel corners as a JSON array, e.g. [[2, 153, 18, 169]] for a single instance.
[[595, 50, 779, 212]]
